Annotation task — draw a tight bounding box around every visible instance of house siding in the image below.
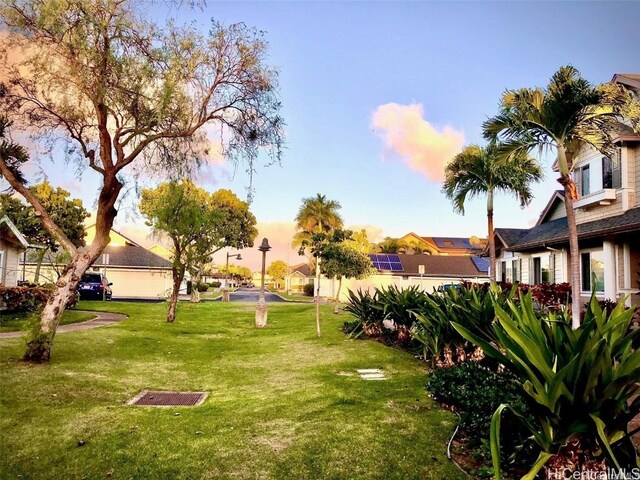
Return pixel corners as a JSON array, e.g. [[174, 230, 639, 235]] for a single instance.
[[575, 192, 624, 224], [635, 146, 640, 207], [547, 203, 567, 221], [0, 238, 21, 287]]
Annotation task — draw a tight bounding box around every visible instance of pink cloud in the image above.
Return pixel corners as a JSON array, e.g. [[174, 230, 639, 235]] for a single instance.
[[371, 103, 464, 182]]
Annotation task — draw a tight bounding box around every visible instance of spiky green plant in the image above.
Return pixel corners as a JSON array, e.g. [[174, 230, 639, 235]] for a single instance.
[[453, 293, 640, 479]]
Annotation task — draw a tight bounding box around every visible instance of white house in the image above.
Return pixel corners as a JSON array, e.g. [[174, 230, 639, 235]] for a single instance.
[[494, 73, 640, 307]]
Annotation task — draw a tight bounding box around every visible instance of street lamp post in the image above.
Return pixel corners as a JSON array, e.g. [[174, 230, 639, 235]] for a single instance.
[[255, 238, 271, 328], [224, 252, 242, 302]]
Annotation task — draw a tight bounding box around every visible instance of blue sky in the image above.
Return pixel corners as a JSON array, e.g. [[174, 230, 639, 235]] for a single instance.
[[10, 1, 640, 269]]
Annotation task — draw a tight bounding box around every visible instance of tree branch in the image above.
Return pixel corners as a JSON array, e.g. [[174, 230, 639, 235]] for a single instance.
[[0, 156, 77, 255]]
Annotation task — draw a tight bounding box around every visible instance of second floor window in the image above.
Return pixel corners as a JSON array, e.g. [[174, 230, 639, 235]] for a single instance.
[[574, 164, 590, 196], [602, 152, 622, 189]]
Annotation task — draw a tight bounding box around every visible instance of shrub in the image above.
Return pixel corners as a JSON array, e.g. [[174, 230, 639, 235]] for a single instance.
[[197, 282, 209, 292], [427, 362, 534, 466], [453, 293, 640, 477], [303, 283, 315, 297], [209, 281, 221, 288], [343, 289, 383, 338], [375, 285, 427, 328], [529, 282, 571, 311], [0, 285, 78, 312], [411, 282, 519, 367]]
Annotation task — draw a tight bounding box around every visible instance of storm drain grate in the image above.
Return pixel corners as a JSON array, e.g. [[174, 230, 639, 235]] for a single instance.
[[127, 391, 208, 407]]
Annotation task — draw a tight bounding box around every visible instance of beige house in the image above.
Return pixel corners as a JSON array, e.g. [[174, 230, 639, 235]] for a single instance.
[[0, 216, 31, 287], [22, 225, 173, 299], [495, 73, 640, 307], [285, 263, 313, 293]]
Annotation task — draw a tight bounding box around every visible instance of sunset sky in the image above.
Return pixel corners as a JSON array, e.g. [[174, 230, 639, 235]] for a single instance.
[[6, 1, 640, 270]]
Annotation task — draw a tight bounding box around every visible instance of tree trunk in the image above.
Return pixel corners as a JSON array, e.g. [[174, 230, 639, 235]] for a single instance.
[[23, 242, 108, 362], [334, 276, 343, 314], [190, 268, 201, 303], [559, 173, 582, 328], [315, 256, 321, 337], [33, 248, 47, 284], [168, 265, 185, 323], [487, 190, 496, 283]]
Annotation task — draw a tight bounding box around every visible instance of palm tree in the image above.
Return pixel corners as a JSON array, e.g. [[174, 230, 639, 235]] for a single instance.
[[443, 144, 543, 282], [483, 66, 639, 327], [294, 194, 343, 336]]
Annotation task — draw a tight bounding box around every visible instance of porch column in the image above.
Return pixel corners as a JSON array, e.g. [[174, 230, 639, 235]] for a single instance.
[[623, 242, 631, 307], [603, 239, 616, 301]]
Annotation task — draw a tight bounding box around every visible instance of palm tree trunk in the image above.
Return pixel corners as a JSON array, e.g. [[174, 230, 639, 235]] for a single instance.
[[315, 257, 321, 336], [487, 190, 496, 283], [559, 173, 582, 328]]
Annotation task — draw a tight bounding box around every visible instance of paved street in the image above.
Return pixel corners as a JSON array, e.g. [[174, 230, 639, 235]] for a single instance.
[[215, 288, 289, 303]]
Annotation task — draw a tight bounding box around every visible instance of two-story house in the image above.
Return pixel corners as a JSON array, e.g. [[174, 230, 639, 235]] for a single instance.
[[494, 73, 640, 307]]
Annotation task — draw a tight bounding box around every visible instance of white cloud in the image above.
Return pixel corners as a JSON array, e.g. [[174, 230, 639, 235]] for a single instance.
[[371, 103, 464, 182]]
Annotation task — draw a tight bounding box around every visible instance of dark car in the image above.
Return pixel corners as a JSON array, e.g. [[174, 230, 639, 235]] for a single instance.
[[77, 273, 113, 300]]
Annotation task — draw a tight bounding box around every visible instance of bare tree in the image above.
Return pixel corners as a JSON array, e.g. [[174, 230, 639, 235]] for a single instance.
[[0, 0, 284, 362]]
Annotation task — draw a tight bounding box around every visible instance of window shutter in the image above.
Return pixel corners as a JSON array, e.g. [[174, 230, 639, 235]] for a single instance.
[[528, 257, 534, 284]]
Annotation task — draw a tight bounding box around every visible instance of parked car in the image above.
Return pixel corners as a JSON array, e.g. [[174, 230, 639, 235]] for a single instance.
[[77, 273, 113, 300]]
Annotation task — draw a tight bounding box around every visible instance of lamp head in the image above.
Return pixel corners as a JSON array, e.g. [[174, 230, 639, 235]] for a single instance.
[[258, 238, 271, 252]]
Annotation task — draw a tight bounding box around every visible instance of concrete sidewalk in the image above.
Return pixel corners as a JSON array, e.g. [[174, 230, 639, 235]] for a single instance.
[[0, 310, 128, 339]]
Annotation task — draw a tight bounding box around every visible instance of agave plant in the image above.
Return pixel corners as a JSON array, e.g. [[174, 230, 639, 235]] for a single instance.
[[412, 283, 517, 367], [343, 289, 384, 338], [375, 285, 428, 328], [453, 293, 640, 479]]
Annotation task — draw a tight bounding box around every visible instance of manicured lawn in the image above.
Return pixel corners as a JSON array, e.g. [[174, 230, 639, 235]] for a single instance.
[[0, 309, 96, 333], [0, 301, 463, 479], [270, 290, 315, 302]]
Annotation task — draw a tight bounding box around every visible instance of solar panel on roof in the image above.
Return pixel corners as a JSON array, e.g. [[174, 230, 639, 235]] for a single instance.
[[471, 256, 489, 273], [369, 254, 404, 272]]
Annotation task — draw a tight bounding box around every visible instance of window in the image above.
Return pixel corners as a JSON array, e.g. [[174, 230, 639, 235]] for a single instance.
[[500, 261, 506, 283], [511, 259, 520, 283], [531, 255, 551, 284], [548, 253, 556, 284], [0, 250, 4, 283], [581, 250, 604, 292], [532, 257, 542, 284], [602, 153, 621, 189], [574, 164, 590, 196]]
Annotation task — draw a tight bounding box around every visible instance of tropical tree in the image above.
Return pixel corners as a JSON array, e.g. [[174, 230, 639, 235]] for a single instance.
[[0, 0, 283, 362], [294, 194, 343, 336], [443, 144, 543, 282], [320, 242, 376, 313], [186, 189, 257, 302], [377, 237, 409, 254], [483, 66, 639, 327], [267, 260, 288, 290], [1, 182, 89, 282], [139, 181, 221, 323]]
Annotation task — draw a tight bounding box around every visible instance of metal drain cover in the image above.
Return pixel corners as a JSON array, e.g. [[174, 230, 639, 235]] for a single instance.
[[128, 391, 208, 407]]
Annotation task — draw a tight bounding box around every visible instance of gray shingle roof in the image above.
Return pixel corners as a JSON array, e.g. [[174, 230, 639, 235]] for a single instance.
[[377, 254, 488, 278], [93, 245, 172, 268], [505, 207, 640, 251]]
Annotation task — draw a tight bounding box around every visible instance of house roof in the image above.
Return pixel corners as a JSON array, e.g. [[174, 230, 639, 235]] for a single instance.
[[612, 73, 640, 90], [92, 245, 172, 268], [495, 228, 529, 248], [502, 207, 640, 251], [374, 254, 488, 278], [290, 262, 313, 277], [0, 216, 31, 249], [26, 244, 172, 269], [536, 190, 565, 226]]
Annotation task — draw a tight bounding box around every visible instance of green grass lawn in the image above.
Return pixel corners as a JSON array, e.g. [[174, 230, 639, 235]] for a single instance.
[[0, 309, 96, 333], [269, 290, 315, 302], [0, 301, 463, 480]]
